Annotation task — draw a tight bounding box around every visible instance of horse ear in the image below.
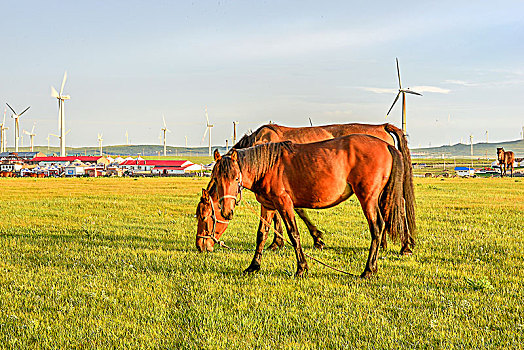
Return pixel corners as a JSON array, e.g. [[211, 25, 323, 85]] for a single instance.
[[213, 149, 221, 161], [231, 149, 238, 162], [202, 188, 209, 202]]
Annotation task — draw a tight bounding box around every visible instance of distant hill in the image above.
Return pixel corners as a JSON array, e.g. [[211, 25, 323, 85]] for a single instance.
[[411, 139, 524, 158], [7, 138, 524, 159]]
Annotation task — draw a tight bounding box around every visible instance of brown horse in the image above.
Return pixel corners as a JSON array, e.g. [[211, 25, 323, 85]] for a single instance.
[[211, 135, 416, 278], [195, 122, 413, 252], [497, 147, 515, 177]]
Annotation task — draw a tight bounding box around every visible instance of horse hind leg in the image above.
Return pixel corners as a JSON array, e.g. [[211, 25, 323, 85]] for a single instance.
[[361, 204, 385, 279], [294, 208, 325, 249], [267, 213, 285, 250]]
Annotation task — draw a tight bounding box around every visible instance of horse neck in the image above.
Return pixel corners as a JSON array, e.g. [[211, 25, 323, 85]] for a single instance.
[[237, 151, 271, 190]]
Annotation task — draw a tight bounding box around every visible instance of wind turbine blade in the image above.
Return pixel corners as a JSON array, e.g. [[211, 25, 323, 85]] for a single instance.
[[202, 127, 208, 143], [162, 114, 167, 128], [166, 129, 171, 133], [60, 71, 67, 96], [19, 106, 30, 116], [31, 122, 35, 134], [309, 117, 313, 126], [396, 57, 402, 89], [205, 106, 210, 125], [65, 129, 71, 135], [23, 130, 30, 135], [51, 86, 59, 98], [404, 90, 423, 96], [2, 107, 6, 125], [6, 103, 17, 115], [386, 92, 401, 116]]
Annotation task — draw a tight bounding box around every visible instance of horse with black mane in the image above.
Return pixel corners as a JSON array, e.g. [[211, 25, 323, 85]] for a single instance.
[[211, 134, 416, 278], [497, 147, 515, 177], [195, 122, 414, 253]]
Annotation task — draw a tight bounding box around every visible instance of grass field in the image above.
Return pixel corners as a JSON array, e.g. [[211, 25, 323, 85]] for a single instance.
[[0, 177, 523, 349]]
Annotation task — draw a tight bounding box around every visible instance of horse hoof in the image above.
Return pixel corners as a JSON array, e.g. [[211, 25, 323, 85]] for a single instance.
[[360, 270, 374, 279], [295, 270, 305, 278], [267, 243, 283, 251], [243, 264, 260, 274], [400, 247, 413, 256], [313, 241, 325, 250]]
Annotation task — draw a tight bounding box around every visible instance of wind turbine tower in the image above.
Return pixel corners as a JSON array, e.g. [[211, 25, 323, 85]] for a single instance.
[[51, 72, 71, 157], [6, 103, 30, 153], [202, 106, 214, 156], [161, 115, 171, 157], [98, 133, 103, 156], [233, 121, 239, 144], [485, 130, 489, 143], [386, 58, 422, 134], [470, 135, 473, 158], [23, 123, 36, 152], [1, 108, 9, 153], [125, 130, 130, 146]]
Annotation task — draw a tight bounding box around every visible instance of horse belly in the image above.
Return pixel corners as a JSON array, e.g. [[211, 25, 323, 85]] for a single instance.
[[292, 179, 352, 209]]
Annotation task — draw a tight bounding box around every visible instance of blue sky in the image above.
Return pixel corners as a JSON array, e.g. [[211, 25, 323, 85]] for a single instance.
[[0, 0, 523, 148]]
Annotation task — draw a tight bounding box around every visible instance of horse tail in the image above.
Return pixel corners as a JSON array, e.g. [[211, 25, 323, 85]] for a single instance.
[[385, 124, 416, 247], [381, 145, 407, 245]]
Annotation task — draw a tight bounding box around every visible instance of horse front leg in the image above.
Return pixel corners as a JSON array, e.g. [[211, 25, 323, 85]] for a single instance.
[[277, 196, 308, 277], [294, 208, 325, 249], [267, 213, 285, 250], [244, 206, 276, 274]]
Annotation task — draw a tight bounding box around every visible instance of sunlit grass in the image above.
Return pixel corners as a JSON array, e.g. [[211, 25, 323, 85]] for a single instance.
[[0, 177, 522, 348]]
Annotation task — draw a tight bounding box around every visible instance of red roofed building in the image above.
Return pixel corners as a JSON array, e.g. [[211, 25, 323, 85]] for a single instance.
[[30, 156, 110, 166], [119, 159, 192, 172]]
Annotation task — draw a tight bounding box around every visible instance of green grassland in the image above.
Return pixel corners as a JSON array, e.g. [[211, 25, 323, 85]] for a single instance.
[[0, 177, 523, 349]]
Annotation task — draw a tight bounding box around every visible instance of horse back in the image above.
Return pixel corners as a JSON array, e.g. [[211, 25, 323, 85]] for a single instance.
[[256, 123, 394, 146]]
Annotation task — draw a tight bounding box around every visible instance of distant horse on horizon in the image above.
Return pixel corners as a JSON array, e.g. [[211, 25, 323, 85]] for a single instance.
[[497, 147, 515, 177]]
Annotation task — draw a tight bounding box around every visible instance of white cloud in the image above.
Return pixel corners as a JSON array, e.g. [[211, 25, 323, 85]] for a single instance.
[[411, 86, 451, 94], [444, 79, 478, 87]]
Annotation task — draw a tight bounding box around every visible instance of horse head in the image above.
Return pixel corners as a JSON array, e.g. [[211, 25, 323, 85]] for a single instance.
[[212, 149, 243, 221], [497, 147, 505, 162], [196, 188, 218, 252]]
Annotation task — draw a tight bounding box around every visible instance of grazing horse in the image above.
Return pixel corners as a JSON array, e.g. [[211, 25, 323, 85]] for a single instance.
[[195, 122, 413, 253], [497, 147, 515, 177], [211, 135, 416, 278]]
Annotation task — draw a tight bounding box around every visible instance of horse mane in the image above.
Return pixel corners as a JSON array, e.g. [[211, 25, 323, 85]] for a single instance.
[[238, 141, 294, 182], [218, 141, 294, 183], [231, 124, 282, 150]]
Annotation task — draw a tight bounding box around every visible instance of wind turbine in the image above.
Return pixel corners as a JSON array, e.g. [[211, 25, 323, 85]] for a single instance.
[[97, 133, 103, 156], [1, 108, 9, 153], [6, 103, 30, 153], [51, 71, 71, 156], [161, 115, 171, 157], [386, 58, 422, 134], [201, 106, 214, 156], [233, 121, 239, 145], [23, 122, 36, 152], [125, 130, 129, 146]]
